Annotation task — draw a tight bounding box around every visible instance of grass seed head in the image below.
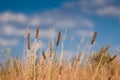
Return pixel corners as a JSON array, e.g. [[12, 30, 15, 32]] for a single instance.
[[91, 32, 97, 45], [77, 52, 82, 62], [36, 27, 40, 39], [100, 47, 104, 53], [28, 32, 30, 50], [104, 45, 110, 52], [42, 51, 46, 60], [107, 55, 117, 63], [56, 32, 61, 46]]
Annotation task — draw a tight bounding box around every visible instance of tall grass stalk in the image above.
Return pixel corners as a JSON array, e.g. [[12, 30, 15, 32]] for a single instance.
[[92, 52, 105, 80]]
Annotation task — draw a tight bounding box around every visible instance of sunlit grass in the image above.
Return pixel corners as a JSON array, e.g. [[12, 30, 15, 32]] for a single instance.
[[0, 27, 119, 80]]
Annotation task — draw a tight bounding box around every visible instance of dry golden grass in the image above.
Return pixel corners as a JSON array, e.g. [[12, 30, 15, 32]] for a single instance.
[[0, 58, 120, 80], [0, 28, 119, 80]]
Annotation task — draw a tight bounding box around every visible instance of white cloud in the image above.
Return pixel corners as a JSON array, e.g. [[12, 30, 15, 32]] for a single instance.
[[90, 0, 107, 5], [0, 1, 96, 44], [96, 6, 120, 16], [1, 25, 24, 36], [63, 0, 120, 17], [0, 38, 18, 46], [77, 30, 94, 37], [79, 0, 110, 7], [0, 12, 27, 23], [0, 0, 119, 30], [53, 18, 94, 28], [62, 0, 107, 10], [29, 17, 42, 26], [0, 10, 94, 29], [115, 46, 120, 52], [79, 19, 94, 28], [54, 19, 76, 28], [1, 24, 56, 39]]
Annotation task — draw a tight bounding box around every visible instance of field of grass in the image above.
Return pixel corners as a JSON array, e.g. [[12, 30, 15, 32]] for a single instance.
[[0, 27, 119, 80]]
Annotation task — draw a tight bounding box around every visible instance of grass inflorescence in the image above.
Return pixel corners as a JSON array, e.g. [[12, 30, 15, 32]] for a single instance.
[[0, 27, 119, 80]]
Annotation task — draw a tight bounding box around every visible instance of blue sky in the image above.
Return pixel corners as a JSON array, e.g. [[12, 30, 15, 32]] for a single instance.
[[0, 0, 120, 59]]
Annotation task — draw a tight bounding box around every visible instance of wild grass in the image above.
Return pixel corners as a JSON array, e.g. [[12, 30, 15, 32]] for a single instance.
[[0, 27, 119, 80]]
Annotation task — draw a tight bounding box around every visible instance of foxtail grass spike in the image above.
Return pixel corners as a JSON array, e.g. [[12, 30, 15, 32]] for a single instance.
[[36, 27, 40, 39], [104, 45, 110, 53], [42, 51, 46, 60], [100, 47, 104, 53], [91, 32, 97, 45], [107, 55, 117, 63], [28, 32, 30, 50], [77, 52, 82, 62], [56, 32, 61, 46]]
